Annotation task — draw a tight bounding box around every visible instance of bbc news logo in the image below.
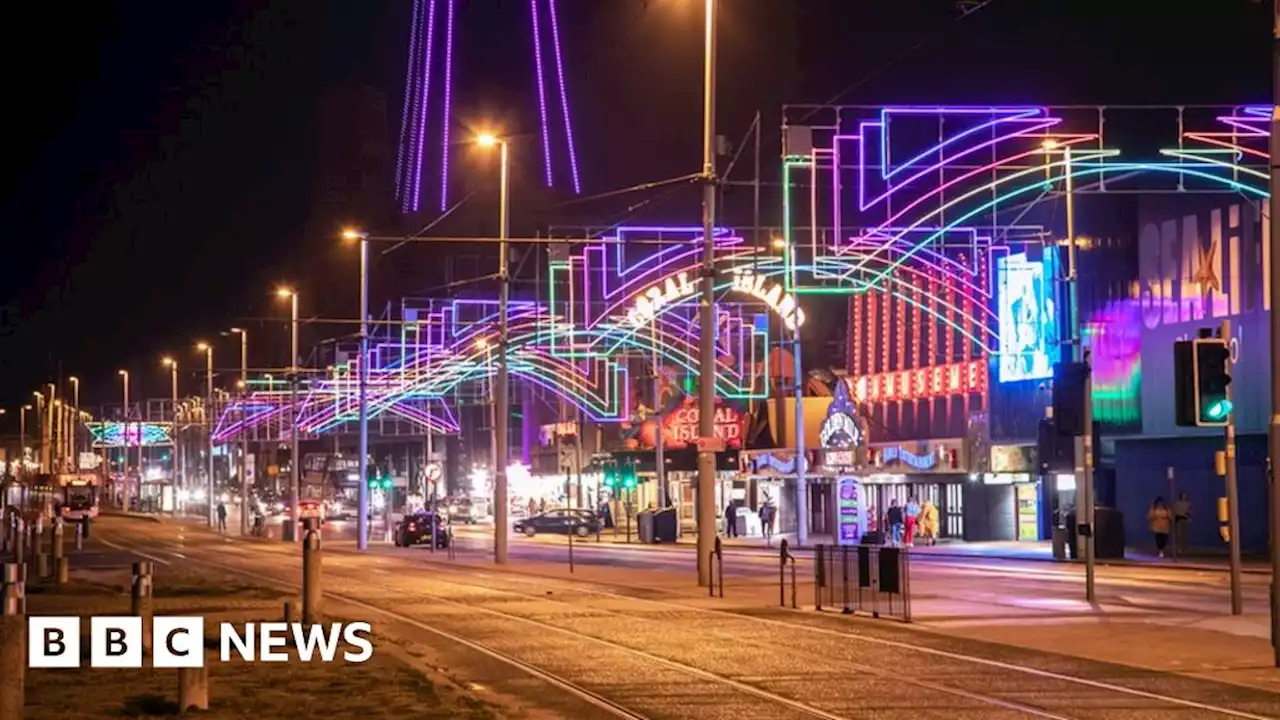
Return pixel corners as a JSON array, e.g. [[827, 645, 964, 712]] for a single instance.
[[28, 617, 374, 668]]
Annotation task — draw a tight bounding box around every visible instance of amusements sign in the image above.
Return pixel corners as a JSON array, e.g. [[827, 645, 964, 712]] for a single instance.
[[836, 477, 864, 545]]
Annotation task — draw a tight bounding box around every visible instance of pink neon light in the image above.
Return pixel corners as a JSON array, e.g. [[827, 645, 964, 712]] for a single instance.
[[439, 0, 455, 211], [394, 0, 422, 201], [1184, 133, 1268, 160], [546, 0, 581, 194], [530, 0, 554, 187], [411, 0, 439, 213]]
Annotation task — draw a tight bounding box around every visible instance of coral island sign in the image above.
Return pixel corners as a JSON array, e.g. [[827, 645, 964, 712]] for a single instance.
[[660, 399, 746, 449], [625, 267, 805, 331]]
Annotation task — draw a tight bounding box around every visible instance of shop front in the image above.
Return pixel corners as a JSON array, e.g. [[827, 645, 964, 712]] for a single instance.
[[860, 439, 969, 541]]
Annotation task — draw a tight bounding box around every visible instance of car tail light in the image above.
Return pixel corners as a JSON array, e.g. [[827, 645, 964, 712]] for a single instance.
[[408, 523, 417, 531]]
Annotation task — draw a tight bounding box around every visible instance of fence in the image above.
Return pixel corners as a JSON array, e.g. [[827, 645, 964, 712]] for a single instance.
[[812, 544, 912, 622]]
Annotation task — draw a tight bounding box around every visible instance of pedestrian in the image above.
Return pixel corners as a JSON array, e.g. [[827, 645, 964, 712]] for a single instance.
[[918, 500, 939, 546], [1148, 496, 1173, 558], [724, 501, 737, 538], [886, 498, 904, 547], [1173, 492, 1192, 555], [760, 502, 774, 543], [903, 496, 921, 548], [527, 498, 538, 518], [216, 501, 228, 532]]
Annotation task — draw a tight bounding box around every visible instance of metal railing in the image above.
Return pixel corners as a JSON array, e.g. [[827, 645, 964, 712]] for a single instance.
[[780, 538, 797, 609], [708, 536, 724, 598], [813, 544, 912, 622]]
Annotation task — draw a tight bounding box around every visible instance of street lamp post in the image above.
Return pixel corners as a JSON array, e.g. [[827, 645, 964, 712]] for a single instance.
[[117, 372, 129, 509], [19, 406, 31, 477], [69, 376, 80, 472], [231, 328, 249, 536], [197, 343, 216, 526], [277, 289, 301, 542], [695, 0, 719, 587], [477, 133, 510, 565], [342, 229, 372, 551], [162, 358, 182, 499]]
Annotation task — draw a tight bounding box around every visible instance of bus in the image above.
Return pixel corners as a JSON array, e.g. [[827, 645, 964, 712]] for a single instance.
[[0, 473, 98, 525], [300, 453, 361, 520], [55, 473, 100, 521]]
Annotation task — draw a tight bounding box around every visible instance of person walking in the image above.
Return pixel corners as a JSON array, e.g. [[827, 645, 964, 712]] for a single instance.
[[903, 496, 921, 548], [723, 501, 738, 538], [1173, 492, 1192, 555], [918, 500, 939, 546], [886, 498, 904, 547], [760, 501, 775, 543], [1148, 496, 1173, 558], [216, 501, 228, 533]]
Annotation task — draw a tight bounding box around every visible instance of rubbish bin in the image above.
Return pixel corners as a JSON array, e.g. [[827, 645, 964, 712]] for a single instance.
[[653, 507, 679, 543], [636, 510, 655, 544], [1052, 527, 1067, 560], [1094, 506, 1125, 559]]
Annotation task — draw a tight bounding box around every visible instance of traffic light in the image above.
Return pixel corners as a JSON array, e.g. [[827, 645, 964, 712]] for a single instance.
[[621, 461, 637, 490], [1174, 338, 1232, 427], [602, 462, 618, 489], [1052, 362, 1089, 436]]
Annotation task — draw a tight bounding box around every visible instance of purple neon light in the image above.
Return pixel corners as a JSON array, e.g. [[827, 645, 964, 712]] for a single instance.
[[880, 107, 1042, 180], [439, 0, 456, 211], [530, 0, 554, 187], [545, 0, 581, 194], [394, 0, 423, 201], [410, 0, 439, 213]]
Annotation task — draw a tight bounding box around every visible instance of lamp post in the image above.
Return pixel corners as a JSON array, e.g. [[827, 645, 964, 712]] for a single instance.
[[695, 0, 719, 587], [197, 342, 216, 525], [277, 288, 301, 542], [31, 391, 45, 474], [116, 372, 129, 509], [69, 376, 80, 472], [162, 358, 182, 498], [341, 228, 372, 551], [477, 133, 510, 565], [19, 406, 31, 477], [230, 328, 249, 536]]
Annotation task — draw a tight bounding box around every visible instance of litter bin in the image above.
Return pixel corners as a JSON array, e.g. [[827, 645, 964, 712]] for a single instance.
[[1052, 527, 1067, 560], [653, 507, 679, 543], [636, 510, 655, 544]]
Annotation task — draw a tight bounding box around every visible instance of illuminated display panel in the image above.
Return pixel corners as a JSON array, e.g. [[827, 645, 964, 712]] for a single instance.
[[996, 252, 1058, 383]]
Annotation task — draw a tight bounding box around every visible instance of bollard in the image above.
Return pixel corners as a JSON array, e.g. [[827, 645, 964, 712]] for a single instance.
[[75, 519, 84, 551], [13, 519, 25, 566], [131, 561, 154, 649], [56, 555, 69, 585], [0, 563, 26, 720], [568, 530, 575, 574], [52, 516, 65, 561], [779, 539, 789, 608], [283, 601, 297, 625], [302, 518, 322, 625], [177, 662, 210, 712], [36, 552, 50, 581], [715, 536, 724, 598]]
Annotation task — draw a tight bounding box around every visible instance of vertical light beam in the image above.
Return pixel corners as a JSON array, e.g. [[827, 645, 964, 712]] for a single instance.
[[395, 0, 423, 203], [530, 0, 554, 187], [439, 0, 456, 211], [546, 0, 581, 194], [411, 0, 439, 213]]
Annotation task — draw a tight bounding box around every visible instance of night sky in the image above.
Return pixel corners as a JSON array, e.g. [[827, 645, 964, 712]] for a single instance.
[[0, 0, 1269, 413]]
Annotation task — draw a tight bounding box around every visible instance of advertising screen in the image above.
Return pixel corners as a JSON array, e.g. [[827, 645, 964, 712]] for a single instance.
[[997, 252, 1058, 383]]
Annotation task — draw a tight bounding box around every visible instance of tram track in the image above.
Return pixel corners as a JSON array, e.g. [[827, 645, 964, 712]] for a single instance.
[[99, 523, 1280, 720]]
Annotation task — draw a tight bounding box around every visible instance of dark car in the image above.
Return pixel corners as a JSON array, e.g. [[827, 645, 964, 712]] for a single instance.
[[513, 509, 600, 538], [394, 512, 451, 548]]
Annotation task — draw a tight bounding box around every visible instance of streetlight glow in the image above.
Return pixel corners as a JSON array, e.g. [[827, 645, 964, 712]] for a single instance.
[[476, 133, 500, 148], [162, 357, 176, 367], [341, 227, 367, 242], [196, 342, 210, 352], [276, 287, 296, 299]]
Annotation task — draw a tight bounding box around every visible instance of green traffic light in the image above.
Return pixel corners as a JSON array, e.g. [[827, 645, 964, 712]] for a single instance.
[[1206, 399, 1233, 420]]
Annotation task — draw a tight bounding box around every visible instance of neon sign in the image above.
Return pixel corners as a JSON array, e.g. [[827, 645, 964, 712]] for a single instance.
[[880, 446, 940, 470], [660, 400, 745, 448], [849, 359, 986, 403], [624, 267, 806, 331]]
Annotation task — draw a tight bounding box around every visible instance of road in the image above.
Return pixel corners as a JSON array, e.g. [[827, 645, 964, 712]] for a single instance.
[[88, 516, 1280, 719]]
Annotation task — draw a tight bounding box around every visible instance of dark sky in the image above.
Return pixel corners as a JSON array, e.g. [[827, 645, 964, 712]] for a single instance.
[[0, 0, 1270, 412]]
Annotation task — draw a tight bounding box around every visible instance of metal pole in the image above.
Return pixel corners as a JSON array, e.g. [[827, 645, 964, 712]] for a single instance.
[[171, 367, 179, 494], [1223, 318, 1244, 615], [652, 323, 666, 508], [793, 300, 808, 546], [239, 330, 248, 536], [1064, 146, 1096, 603], [495, 139, 511, 565], [359, 237, 370, 551], [1269, 1, 1280, 666], [70, 378, 79, 472], [206, 348, 215, 526], [695, 0, 718, 587], [121, 373, 129, 511], [289, 294, 300, 541]]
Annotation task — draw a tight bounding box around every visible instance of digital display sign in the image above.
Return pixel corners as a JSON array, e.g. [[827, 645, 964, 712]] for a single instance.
[[997, 252, 1058, 383]]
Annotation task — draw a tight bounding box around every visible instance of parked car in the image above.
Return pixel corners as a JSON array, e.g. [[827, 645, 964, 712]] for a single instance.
[[445, 498, 478, 525], [394, 511, 451, 548], [513, 509, 600, 538]]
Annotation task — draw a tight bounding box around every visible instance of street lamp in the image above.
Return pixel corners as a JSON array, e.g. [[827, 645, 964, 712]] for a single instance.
[[162, 357, 183, 494], [117, 371, 129, 509], [19, 405, 31, 476], [694, 0, 719, 587], [276, 287, 301, 542], [196, 342, 215, 526], [476, 133, 511, 565], [342, 228, 372, 551], [69, 376, 80, 472], [230, 327, 250, 535]]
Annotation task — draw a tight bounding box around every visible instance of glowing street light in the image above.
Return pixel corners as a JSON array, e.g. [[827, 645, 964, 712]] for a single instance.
[[277, 286, 301, 542], [341, 227, 372, 551]]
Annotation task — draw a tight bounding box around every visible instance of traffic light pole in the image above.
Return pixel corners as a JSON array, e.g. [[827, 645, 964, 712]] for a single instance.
[[1222, 318, 1243, 615], [1064, 146, 1096, 604], [1269, 0, 1280, 666]]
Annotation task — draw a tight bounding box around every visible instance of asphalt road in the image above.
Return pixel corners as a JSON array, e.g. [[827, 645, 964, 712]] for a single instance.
[[88, 516, 1280, 720]]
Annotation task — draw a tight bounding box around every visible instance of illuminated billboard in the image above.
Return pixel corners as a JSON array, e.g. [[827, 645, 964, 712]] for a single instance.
[[997, 252, 1058, 383]]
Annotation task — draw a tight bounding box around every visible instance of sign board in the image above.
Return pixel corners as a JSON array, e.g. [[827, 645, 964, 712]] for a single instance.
[[624, 266, 806, 331], [694, 437, 726, 453], [658, 400, 746, 449], [425, 462, 443, 481], [836, 477, 864, 545]]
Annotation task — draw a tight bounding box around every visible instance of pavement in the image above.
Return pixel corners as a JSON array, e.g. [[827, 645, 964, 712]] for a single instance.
[[53, 514, 1280, 718]]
